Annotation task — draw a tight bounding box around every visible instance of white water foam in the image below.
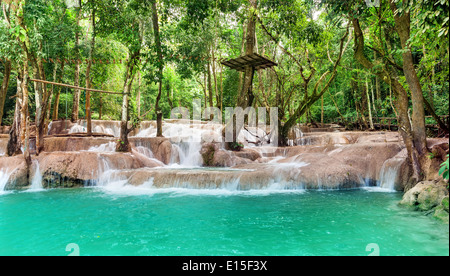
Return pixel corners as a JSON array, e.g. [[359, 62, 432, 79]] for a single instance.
[[28, 160, 44, 192], [377, 157, 405, 191], [88, 142, 117, 152], [97, 180, 306, 198], [0, 169, 14, 195], [69, 123, 120, 137]]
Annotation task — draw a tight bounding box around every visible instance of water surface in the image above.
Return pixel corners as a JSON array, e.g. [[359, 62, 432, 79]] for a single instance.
[[0, 188, 448, 256]]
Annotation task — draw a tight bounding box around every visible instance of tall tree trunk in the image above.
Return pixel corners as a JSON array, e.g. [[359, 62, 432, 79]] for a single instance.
[[207, 61, 214, 108], [0, 59, 12, 125], [118, 75, 132, 152], [211, 48, 220, 109], [237, 0, 257, 109], [33, 50, 49, 155], [117, 52, 139, 152], [71, 5, 82, 123], [389, 1, 428, 156], [366, 76, 374, 129], [136, 70, 141, 117], [6, 0, 31, 167], [20, 58, 31, 168], [374, 51, 381, 106], [151, 0, 164, 137], [7, 72, 23, 157], [237, 20, 247, 101], [85, 6, 96, 136]]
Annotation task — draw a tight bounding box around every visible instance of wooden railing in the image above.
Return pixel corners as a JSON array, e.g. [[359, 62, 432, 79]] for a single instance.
[[334, 115, 449, 131]]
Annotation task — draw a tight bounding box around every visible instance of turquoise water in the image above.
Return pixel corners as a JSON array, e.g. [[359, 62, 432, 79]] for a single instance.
[[0, 187, 448, 256]]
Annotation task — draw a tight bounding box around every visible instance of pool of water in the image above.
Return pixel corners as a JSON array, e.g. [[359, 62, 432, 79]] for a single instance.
[[0, 187, 448, 256]]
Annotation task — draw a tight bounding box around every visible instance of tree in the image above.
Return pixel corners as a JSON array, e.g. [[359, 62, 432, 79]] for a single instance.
[[94, 0, 145, 152], [388, 1, 427, 156], [257, 0, 351, 145], [71, 0, 82, 123], [151, 0, 164, 137], [2, 0, 32, 167]]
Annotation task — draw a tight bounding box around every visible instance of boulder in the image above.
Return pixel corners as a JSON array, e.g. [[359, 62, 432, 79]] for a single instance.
[[212, 150, 241, 167], [44, 137, 114, 152], [232, 148, 262, 162], [400, 181, 449, 211], [36, 151, 160, 188], [200, 143, 219, 167], [0, 137, 7, 156], [0, 155, 28, 190], [130, 137, 173, 165]]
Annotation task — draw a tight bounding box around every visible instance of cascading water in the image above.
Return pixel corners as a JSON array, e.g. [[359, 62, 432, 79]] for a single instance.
[[69, 121, 120, 137], [0, 169, 12, 193], [29, 161, 44, 191], [88, 142, 117, 152], [170, 141, 203, 167], [377, 157, 405, 191]]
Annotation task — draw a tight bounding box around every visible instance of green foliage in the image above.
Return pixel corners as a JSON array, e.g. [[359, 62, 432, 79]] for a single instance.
[[439, 155, 449, 180], [0, 0, 448, 138], [229, 142, 244, 152]]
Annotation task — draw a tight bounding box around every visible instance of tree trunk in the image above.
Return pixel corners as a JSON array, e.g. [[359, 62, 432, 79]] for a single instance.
[[6, 0, 31, 167], [0, 59, 11, 125], [137, 70, 141, 117], [352, 17, 422, 182], [366, 76, 374, 129], [207, 61, 214, 108], [85, 7, 96, 136], [20, 59, 31, 167], [151, 0, 164, 137], [237, 0, 257, 109], [117, 54, 138, 152], [71, 6, 82, 123], [7, 74, 23, 157], [389, 1, 427, 156], [117, 79, 131, 152], [211, 48, 220, 109]]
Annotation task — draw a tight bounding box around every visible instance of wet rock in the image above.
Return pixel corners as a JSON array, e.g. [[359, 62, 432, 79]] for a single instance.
[[201, 143, 219, 167], [233, 148, 262, 162], [44, 137, 114, 152], [130, 137, 173, 165], [35, 151, 160, 188], [400, 181, 449, 212], [0, 136, 7, 155], [0, 155, 28, 190]]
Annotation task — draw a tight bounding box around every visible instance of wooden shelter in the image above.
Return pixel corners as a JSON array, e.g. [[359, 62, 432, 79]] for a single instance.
[[221, 53, 278, 72]]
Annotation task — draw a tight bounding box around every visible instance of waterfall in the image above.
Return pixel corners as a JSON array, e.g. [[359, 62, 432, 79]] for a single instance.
[[135, 146, 155, 159], [170, 141, 203, 167], [377, 157, 405, 191], [29, 161, 44, 191], [88, 142, 117, 152], [69, 123, 87, 134], [0, 169, 12, 193], [69, 121, 120, 137]]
